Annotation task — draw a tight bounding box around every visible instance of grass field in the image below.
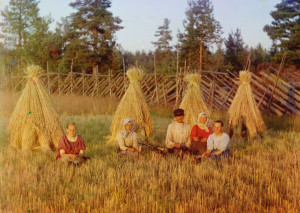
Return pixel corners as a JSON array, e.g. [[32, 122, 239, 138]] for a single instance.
[[0, 93, 299, 212]]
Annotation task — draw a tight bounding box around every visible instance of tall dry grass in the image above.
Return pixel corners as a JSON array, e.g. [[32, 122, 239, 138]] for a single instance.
[[0, 93, 299, 212], [0, 92, 119, 116]]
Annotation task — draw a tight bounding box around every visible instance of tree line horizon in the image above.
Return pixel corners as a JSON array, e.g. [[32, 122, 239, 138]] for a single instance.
[[0, 0, 299, 75]]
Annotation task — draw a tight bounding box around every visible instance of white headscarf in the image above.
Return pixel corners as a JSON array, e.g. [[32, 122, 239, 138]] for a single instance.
[[197, 112, 210, 132], [120, 118, 135, 138]]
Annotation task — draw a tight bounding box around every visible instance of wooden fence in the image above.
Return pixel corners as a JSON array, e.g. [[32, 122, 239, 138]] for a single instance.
[[1, 67, 299, 115]]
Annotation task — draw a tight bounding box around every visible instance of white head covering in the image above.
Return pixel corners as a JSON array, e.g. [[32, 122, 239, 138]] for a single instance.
[[197, 112, 210, 132], [120, 118, 135, 138]]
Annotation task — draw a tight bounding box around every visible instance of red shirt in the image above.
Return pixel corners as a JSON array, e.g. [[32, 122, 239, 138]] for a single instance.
[[56, 135, 86, 159], [190, 125, 213, 142]]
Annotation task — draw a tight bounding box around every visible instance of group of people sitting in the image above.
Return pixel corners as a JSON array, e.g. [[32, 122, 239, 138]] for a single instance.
[[166, 109, 230, 160], [56, 108, 230, 165]]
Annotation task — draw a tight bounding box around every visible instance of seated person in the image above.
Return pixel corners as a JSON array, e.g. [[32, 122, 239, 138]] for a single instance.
[[116, 118, 139, 156], [190, 112, 213, 155], [201, 120, 230, 159], [165, 108, 191, 157], [56, 122, 89, 165]]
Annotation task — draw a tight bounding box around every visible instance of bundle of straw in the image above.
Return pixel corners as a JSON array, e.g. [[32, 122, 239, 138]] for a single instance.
[[228, 70, 265, 138], [109, 67, 153, 142], [8, 65, 63, 152], [179, 73, 209, 127]]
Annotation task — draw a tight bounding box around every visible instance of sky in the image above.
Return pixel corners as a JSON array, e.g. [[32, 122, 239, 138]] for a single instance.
[[0, 0, 282, 52]]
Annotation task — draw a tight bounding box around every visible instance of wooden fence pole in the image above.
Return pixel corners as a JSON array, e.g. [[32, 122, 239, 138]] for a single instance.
[[109, 70, 112, 97], [267, 53, 286, 112], [123, 57, 126, 93], [58, 72, 61, 95], [47, 62, 50, 94], [70, 59, 73, 94], [83, 73, 85, 96], [154, 53, 159, 104]]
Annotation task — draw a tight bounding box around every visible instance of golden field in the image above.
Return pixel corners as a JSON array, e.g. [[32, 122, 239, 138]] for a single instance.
[[0, 92, 299, 212]]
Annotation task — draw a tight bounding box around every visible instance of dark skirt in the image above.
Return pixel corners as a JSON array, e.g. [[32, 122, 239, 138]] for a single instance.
[[190, 141, 207, 155]]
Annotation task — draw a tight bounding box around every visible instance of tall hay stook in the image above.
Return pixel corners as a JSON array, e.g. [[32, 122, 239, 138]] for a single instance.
[[8, 65, 63, 152], [179, 73, 209, 127], [228, 70, 265, 138], [109, 67, 153, 143]]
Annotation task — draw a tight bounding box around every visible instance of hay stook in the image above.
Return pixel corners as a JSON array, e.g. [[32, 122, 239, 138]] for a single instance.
[[108, 67, 153, 143], [228, 70, 265, 139], [7, 65, 63, 152], [179, 73, 209, 127]]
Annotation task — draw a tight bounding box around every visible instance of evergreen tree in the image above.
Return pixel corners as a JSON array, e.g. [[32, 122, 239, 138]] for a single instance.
[[23, 15, 53, 68], [178, 0, 222, 71], [68, 0, 123, 74], [1, 0, 40, 68], [152, 18, 172, 52], [263, 0, 300, 65], [224, 29, 248, 72], [152, 18, 174, 74], [251, 43, 270, 72]]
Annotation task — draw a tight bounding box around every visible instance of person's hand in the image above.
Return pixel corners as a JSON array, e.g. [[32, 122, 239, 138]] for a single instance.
[[200, 138, 207, 143], [127, 148, 136, 152], [69, 154, 78, 160], [204, 153, 212, 158], [193, 137, 200, 142], [174, 143, 181, 148]]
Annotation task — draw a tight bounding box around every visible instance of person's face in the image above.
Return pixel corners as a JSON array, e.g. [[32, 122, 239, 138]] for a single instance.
[[175, 115, 184, 123], [199, 114, 207, 125], [66, 125, 76, 137], [213, 122, 223, 134], [125, 122, 133, 131]]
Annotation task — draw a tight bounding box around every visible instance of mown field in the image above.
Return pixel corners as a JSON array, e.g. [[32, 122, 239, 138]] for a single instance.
[[0, 93, 299, 212]]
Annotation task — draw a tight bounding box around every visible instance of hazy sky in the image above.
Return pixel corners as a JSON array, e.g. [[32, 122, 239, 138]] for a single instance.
[[0, 0, 282, 52]]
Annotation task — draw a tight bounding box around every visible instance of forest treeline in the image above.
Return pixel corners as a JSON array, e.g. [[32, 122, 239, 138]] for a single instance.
[[0, 0, 299, 75]]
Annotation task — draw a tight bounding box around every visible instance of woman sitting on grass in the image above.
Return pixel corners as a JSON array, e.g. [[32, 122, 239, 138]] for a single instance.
[[56, 122, 89, 165], [190, 112, 213, 156], [117, 118, 139, 156]]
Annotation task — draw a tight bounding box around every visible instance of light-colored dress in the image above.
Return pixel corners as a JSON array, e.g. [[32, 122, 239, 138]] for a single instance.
[[117, 118, 139, 156]]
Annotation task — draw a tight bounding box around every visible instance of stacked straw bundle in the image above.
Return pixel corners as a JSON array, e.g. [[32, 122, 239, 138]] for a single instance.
[[8, 65, 63, 152], [109, 67, 153, 142], [179, 73, 209, 127], [228, 70, 265, 138]]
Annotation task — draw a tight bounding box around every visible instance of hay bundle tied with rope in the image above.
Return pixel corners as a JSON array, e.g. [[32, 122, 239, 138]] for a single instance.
[[109, 67, 153, 142], [7, 65, 63, 152], [228, 70, 265, 138], [179, 73, 209, 127]]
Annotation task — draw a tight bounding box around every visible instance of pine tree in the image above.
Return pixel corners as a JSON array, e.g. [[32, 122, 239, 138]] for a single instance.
[[68, 0, 123, 74], [152, 18, 172, 52], [152, 18, 174, 74], [1, 0, 40, 68], [178, 0, 222, 71], [251, 43, 270, 72], [23, 15, 53, 68], [263, 0, 300, 65], [224, 29, 248, 72]]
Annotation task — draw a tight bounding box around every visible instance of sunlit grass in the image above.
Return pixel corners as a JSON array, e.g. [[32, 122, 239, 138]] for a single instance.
[[0, 92, 299, 212]]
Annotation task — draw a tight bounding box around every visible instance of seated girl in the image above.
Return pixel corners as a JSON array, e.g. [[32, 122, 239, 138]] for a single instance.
[[56, 122, 89, 165]]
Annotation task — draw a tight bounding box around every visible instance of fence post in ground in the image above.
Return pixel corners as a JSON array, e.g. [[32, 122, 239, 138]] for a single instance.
[[267, 53, 286, 112], [109, 70, 112, 97], [154, 53, 159, 104], [123, 57, 126, 93], [47, 62, 50, 94]]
